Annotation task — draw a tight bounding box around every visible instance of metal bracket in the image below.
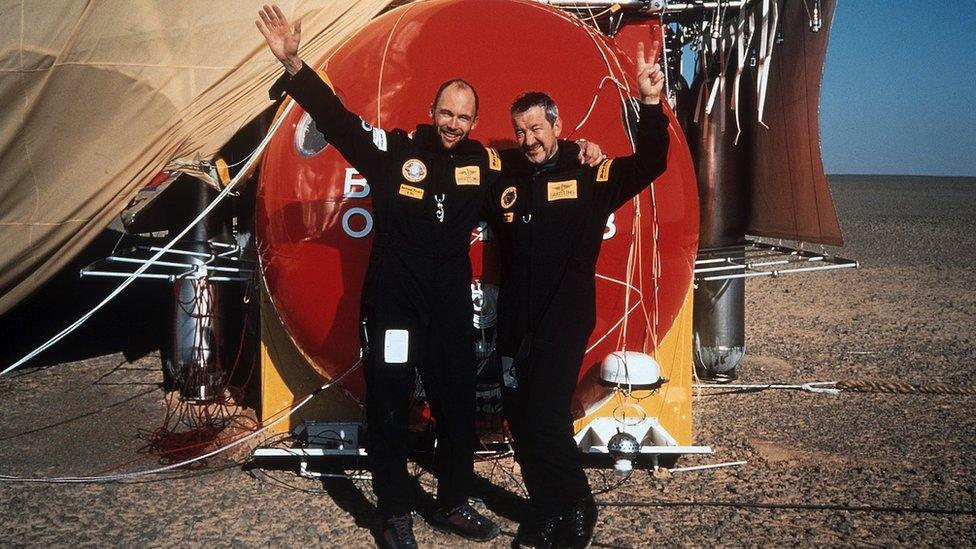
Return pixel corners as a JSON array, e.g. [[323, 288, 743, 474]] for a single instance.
[[575, 417, 712, 457], [80, 240, 253, 282], [694, 238, 858, 282]]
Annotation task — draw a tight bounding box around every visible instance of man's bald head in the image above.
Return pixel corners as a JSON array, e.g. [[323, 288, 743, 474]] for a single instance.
[[432, 78, 479, 116], [429, 78, 480, 149]]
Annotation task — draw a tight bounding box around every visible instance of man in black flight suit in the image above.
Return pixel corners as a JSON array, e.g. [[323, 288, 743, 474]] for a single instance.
[[486, 41, 669, 549], [256, 6, 605, 549], [257, 6, 499, 548]]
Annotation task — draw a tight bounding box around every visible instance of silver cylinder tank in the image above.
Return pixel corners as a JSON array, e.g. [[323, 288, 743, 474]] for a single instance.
[[686, 66, 748, 382]]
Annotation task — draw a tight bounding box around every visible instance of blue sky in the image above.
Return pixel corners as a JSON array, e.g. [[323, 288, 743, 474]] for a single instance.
[[821, 1, 976, 176]]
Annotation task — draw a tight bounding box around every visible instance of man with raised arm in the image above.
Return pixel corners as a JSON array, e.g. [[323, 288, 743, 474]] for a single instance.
[[485, 41, 670, 549], [257, 5, 498, 548], [255, 5, 605, 548]]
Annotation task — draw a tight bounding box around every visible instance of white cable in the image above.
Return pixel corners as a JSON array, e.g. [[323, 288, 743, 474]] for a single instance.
[[225, 148, 259, 169], [669, 460, 747, 474], [577, 19, 670, 363], [588, 273, 644, 353], [0, 360, 361, 483], [573, 16, 637, 146], [0, 100, 297, 378], [574, 75, 626, 133]]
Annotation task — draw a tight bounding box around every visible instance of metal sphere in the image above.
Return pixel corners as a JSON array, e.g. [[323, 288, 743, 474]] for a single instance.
[[608, 431, 641, 460]]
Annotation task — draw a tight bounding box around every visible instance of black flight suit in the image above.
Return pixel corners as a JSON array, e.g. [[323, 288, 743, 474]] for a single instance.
[[273, 65, 502, 517], [484, 102, 669, 513]]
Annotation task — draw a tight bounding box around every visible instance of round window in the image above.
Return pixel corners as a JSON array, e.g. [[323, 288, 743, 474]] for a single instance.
[[294, 111, 329, 158]]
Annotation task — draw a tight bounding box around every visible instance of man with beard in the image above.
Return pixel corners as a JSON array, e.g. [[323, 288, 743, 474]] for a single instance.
[[486, 41, 669, 548], [257, 6, 605, 548]]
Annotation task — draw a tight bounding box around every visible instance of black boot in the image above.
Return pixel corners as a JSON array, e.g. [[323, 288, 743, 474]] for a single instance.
[[427, 502, 501, 541], [513, 511, 561, 548], [556, 499, 597, 548], [380, 513, 418, 549]]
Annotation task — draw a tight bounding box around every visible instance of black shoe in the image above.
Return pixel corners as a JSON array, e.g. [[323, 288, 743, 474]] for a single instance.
[[556, 500, 597, 549], [512, 512, 561, 548], [381, 513, 418, 549], [427, 502, 500, 542]]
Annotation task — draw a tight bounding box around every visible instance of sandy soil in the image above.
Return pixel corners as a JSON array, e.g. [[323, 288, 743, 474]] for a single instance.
[[0, 175, 974, 547]]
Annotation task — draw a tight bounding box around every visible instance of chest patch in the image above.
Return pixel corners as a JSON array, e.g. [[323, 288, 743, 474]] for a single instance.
[[455, 165, 481, 186], [500, 186, 518, 209], [402, 159, 427, 182], [399, 184, 424, 200], [547, 179, 578, 201], [503, 212, 514, 223]]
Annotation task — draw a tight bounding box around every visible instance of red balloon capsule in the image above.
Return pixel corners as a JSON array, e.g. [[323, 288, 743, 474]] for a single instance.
[[257, 0, 698, 416]]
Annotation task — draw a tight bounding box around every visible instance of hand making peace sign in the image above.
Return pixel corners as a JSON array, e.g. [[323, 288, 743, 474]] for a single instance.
[[636, 40, 665, 105]]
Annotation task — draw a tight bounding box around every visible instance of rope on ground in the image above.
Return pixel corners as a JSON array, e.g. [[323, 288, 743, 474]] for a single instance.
[[836, 379, 976, 395], [692, 382, 839, 395]]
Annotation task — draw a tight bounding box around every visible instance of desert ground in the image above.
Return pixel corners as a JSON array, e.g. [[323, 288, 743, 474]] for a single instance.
[[0, 175, 973, 547]]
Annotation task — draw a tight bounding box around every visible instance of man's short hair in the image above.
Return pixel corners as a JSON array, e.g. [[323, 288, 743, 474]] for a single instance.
[[510, 91, 559, 125], [432, 79, 479, 116]]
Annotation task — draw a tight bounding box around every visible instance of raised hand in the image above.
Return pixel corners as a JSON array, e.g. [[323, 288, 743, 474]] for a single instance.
[[636, 41, 665, 105], [256, 4, 303, 75]]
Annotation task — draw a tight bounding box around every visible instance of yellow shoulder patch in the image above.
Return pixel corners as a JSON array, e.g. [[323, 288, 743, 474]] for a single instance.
[[398, 184, 424, 200], [596, 158, 613, 182], [486, 148, 502, 171]]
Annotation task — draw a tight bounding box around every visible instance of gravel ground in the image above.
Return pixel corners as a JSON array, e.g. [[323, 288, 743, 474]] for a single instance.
[[1, 175, 974, 547]]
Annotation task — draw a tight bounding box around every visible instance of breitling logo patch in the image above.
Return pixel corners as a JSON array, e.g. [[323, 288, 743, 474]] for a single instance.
[[547, 180, 578, 201], [455, 165, 480, 186], [398, 184, 424, 200], [500, 186, 518, 209], [402, 159, 427, 182], [486, 148, 502, 171], [596, 159, 613, 182]]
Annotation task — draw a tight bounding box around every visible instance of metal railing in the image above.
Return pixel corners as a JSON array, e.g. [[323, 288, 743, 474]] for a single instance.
[[694, 239, 858, 282], [81, 241, 253, 282]]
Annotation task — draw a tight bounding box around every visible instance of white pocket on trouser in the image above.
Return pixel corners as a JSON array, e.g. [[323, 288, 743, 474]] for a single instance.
[[383, 329, 409, 364]]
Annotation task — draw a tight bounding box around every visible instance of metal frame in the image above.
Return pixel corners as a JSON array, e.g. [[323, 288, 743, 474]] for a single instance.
[[251, 447, 368, 479], [694, 239, 858, 282], [535, 0, 748, 12], [80, 241, 253, 283], [574, 416, 712, 471], [251, 415, 712, 478]]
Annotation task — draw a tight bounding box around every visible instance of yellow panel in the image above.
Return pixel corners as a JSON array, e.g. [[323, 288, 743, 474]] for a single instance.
[[259, 286, 361, 434], [573, 281, 695, 445]]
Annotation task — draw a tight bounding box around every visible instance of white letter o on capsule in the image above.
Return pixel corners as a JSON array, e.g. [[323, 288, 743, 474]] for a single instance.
[[342, 207, 373, 238]]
